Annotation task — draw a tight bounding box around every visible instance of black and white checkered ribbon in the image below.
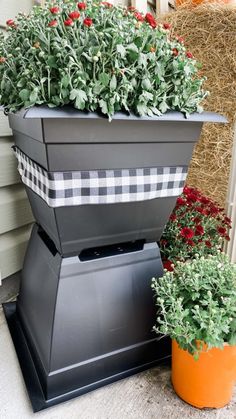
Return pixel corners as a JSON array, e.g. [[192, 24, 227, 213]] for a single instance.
[[14, 147, 187, 208]]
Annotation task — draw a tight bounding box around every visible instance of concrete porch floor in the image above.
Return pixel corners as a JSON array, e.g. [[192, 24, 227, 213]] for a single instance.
[[0, 277, 236, 419]]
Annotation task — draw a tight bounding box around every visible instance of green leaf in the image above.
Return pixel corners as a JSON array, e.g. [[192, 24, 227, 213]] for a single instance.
[[116, 44, 126, 58], [47, 55, 57, 69], [159, 101, 168, 113], [142, 78, 152, 90], [110, 75, 117, 91], [229, 334, 236, 345], [99, 99, 108, 115], [61, 75, 70, 88], [127, 43, 139, 53], [99, 72, 110, 87], [19, 89, 30, 101], [70, 89, 87, 110], [29, 90, 38, 103], [76, 90, 87, 110]]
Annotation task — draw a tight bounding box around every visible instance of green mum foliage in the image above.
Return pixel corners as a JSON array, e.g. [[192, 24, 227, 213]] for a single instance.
[[152, 252, 236, 358], [0, 0, 208, 119]]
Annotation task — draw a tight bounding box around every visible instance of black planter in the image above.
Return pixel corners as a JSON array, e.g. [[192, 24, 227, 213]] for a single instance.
[[9, 107, 224, 255], [4, 107, 226, 411]]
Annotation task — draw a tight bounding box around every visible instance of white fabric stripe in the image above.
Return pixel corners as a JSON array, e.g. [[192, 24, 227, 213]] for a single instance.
[[13, 147, 187, 208]]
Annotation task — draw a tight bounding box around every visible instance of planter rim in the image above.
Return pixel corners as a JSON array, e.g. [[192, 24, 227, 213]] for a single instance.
[[1, 106, 227, 123]]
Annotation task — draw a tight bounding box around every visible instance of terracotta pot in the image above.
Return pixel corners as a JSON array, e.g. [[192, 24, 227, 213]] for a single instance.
[[172, 339, 236, 408]]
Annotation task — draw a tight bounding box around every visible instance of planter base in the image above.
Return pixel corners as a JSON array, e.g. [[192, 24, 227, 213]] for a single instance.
[[3, 226, 171, 412], [3, 302, 170, 412]]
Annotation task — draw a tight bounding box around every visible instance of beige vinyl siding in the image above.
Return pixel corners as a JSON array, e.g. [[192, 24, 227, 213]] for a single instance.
[[0, 0, 35, 281], [0, 114, 34, 281]]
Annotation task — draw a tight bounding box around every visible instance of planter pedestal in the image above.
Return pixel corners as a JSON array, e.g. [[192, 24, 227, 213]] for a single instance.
[[3, 108, 225, 411], [4, 225, 170, 411]]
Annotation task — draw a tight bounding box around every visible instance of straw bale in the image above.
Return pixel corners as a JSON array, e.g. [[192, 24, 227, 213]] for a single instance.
[[164, 3, 236, 206]]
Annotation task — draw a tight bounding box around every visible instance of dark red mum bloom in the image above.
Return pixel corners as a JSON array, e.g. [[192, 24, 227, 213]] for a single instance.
[[180, 227, 194, 239], [6, 19, 15, 27], [200, 196, 210, 205], [172, 48, 179, 57], [205, 240, 212, 248], [193, 216, 201, 224], [0, 57, 6, 63], [77, 2, 86, 10], [64, 18, 74, 26], [176, 35, 184, 43], [101, 1, 113, 7], [225, 235, 230, 241], [217, 226, 227, 236], [170, 214, 177, 221], [163, 22, 171, 30], [160, 239, 168, 246], [187, 193, 198, 203], [69, 11, 80, 20], [187, 240, 195, 246], [49, 6, 60, 14], [195, 225, 204, 236], [83, 17, 93, 27], [186, 51, 193, 59], [145, 13, 157, 29], [224, 216, 232, 225], [196, 207, 204, 214], [48, 19, 58, 27], [134, 12, 144, 22], [176, 197, 185, 206], [163, 260, 174, 272]]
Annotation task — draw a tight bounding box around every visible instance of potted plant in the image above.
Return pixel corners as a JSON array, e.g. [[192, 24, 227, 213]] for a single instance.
[[152, 252, 236, 408], [0, 0, 224, 256], [160, 185, 231, 270], [0, 0, 227, 411]]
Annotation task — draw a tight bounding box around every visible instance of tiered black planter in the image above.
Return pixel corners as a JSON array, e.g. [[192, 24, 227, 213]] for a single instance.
[[3, 107, 225, 411]]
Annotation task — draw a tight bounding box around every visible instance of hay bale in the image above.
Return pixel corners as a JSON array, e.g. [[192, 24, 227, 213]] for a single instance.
[[164, 4, 236, 207]]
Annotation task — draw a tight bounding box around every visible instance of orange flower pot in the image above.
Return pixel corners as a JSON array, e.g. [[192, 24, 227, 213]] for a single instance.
[[172, 339, 236, 408]]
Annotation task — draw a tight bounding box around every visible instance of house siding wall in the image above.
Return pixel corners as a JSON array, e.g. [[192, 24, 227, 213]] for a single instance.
[[0, 0, 34, 281]]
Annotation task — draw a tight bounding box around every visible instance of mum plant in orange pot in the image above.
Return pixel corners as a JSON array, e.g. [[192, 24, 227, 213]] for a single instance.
[[152, 252, 236, 408]]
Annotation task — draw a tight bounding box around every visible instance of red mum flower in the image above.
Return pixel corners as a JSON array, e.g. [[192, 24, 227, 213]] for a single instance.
[[145, 13, 157, 29], [176, 35, 184, 43], [160, 239, 168, 246], [187, 193, 198, 203], [163, 22, 171, 30], [170, 214, 177, 221], [225, 235, 230, 241], [224, 216, 231, 225], [205, 240, 212, 248], [163, 260, 174, 272], [77, 2, 86, 10], [49, 6, 60, 14], [180, 227, 194, 239], [195, 225, 204, 236], [134, 12, 144, 22], [176, 197, 185, 206], [186, 51, 193, 59], [217, 226, 227, 236], [83, 17, 93, 27], [128, 6, 136, 11], [196, 207, 204, 214], [172, 48, 179, 57], [101, 2, 113, 7], [187, 240, 195, 246], [193, 216, 201, 224], [0, 57, 6, 63], [210, 205, 220, 215], [64, 18, 74, 26], [200, 196, 210, 205], [48, 19, 58, 27], [69, 11, 80, 20], [6, 19, 15, 27]]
